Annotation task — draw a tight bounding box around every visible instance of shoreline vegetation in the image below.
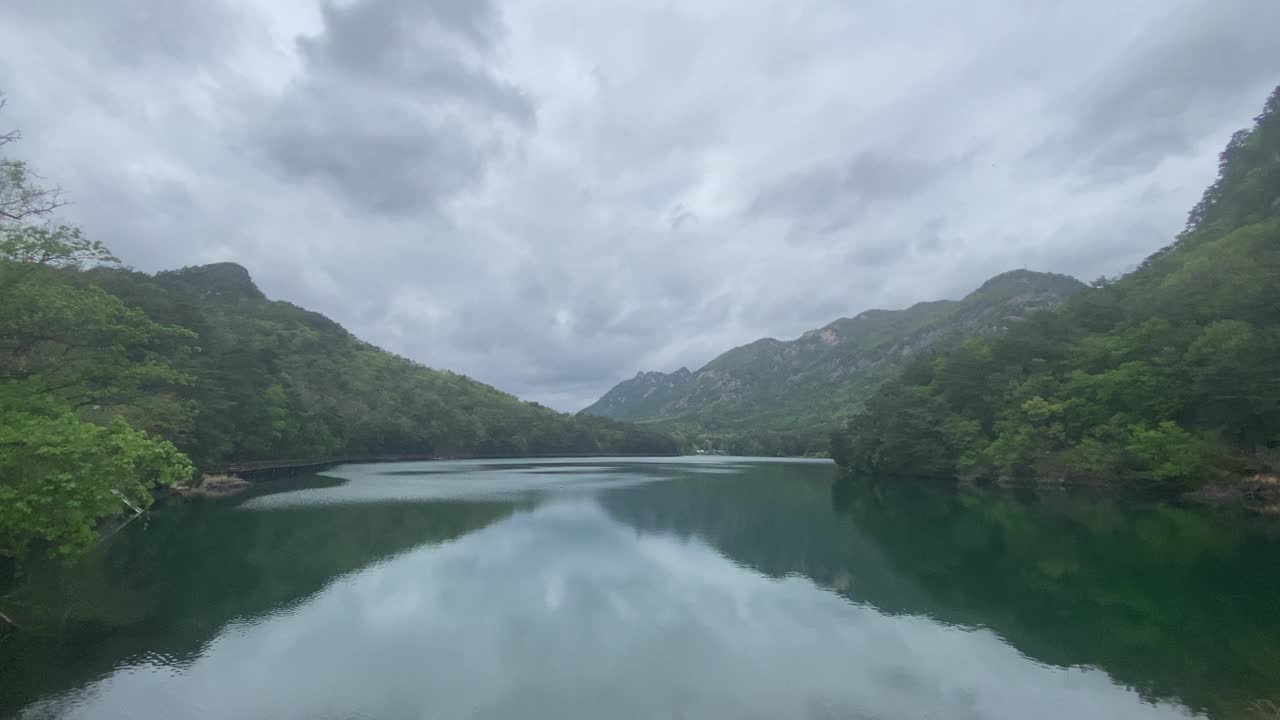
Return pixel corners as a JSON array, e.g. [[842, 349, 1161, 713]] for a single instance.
[[166, 450, 1280, 516], [830, 86, 1280, 507], [0, 91, 676, 566], [974, 471, 1280, 515], [1187, 474, 1280, 515], [582, 270, 1087, 456]]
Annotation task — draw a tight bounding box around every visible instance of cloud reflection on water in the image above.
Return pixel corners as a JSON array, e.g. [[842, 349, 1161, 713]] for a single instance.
[[28, 494, 1198, 720]]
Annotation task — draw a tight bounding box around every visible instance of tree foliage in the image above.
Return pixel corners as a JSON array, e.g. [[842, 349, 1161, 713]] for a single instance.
[[0, 98, 675, 564], [0, 97, 65, 227], [583, 271, 1086, 456], [1, 248, 676, 564], [0, 401, 192, 559], [1, 105, 194, 561], [832, 85, 1280, 485], [73, 262, 680, 470]]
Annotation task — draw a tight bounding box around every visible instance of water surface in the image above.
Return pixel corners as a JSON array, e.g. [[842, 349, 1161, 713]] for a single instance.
[[2, 457, 1277, 719]]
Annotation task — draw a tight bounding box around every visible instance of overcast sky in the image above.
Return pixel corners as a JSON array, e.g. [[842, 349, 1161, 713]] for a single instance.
[[1, 1, 1277, 411]]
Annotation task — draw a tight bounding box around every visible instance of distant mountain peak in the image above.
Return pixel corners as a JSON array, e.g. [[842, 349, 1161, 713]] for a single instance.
[[579, 269, 1085, 429], [975, 268, 1083, 293], [158, 262, 266, 301]]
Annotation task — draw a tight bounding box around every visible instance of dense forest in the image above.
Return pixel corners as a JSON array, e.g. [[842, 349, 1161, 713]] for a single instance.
[[831, 86, 1280, 489], [0, 107, 676, 562], [583, 270, 1085, 456], [77, 262, 678, 466]]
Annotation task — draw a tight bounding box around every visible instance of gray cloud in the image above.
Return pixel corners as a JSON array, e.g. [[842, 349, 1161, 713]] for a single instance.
[[1034, 1, 1280, 182], [252, 0, 534, 214], [748, 151, 955, 244], [6, 0, 248, 67], [1, 0, 1277, 411]]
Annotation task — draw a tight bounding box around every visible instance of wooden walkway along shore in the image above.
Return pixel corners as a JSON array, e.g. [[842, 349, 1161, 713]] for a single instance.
[[215, 455, 439, 482], [212, 452, 682, 482]]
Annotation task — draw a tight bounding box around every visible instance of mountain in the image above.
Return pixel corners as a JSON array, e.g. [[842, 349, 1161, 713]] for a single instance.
[[0, 104, 680, 563], [1, 250, 678, 560], [831, 86, 1280, 488], [583, 367, 695, 420], [78, 262, 681, 469], [580, 269, 1086, 448]]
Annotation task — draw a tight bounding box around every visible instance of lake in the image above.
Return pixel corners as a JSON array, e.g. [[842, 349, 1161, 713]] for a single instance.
[[2, 457, 1278, 719]]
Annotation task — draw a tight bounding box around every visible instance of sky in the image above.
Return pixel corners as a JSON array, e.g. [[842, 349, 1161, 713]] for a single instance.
[[0, 1, 1277, 411]]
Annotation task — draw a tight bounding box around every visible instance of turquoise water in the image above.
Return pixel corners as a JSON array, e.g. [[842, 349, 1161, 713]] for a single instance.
[[2, 457, 1277, 719]]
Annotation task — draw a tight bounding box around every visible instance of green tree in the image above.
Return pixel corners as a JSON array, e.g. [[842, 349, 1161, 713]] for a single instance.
[[1, 104, 195, 563], [0, 402, 191, 558], [832, 85, 1280, 488]]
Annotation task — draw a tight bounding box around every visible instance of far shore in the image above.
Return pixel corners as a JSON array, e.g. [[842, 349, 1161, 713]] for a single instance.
[[168, 453, 829, 500]]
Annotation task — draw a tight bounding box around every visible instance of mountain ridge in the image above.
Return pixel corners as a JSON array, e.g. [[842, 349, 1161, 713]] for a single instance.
[[830, 85, 1280, 489], [69, 260, 682, 468], [580, 269, 1086, 446]]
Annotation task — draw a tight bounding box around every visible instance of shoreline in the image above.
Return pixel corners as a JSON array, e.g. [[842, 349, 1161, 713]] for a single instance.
[[167, 452, 690, 499], [834, 467, 1280, 513], [168, 452, 825, 501], [209, 450, 684, 477], [1186, 475, 1280, 514]]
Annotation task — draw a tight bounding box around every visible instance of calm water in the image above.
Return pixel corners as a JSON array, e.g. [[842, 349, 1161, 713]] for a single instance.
[[2, 457, 1278, 719]]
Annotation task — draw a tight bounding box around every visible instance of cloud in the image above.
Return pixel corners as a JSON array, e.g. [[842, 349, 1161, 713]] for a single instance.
[[1033, 1, 1280, 181], [251, 0, 535, 214], [749, 151, 953, 238], [0, 0, 1277, 411], [5, 0, 249, 68]]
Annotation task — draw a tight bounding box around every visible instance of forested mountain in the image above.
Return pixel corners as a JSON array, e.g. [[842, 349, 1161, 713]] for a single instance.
[[831, 86, 1280, 488], [581, 270, 1084, 452], [81, 262, 678, 468], [0, 122, 675, 561], [1, 253, 677, 560]]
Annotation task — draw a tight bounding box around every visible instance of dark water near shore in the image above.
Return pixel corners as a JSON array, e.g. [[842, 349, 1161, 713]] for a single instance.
[[2, 457, 1278, 719]]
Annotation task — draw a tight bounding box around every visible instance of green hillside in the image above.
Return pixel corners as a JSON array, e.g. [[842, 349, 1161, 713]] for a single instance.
[[831, 86, 1280, 488], [81, 262, 678, 468], [582, 270, 1084, 453], [1, 221, 675, 563]]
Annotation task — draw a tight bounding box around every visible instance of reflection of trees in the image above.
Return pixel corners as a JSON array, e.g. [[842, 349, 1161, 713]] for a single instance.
[[0, 478, 514, 715], [7, 463, 1278, 719], [604, 464, 1280, 718], [601, 462, 928, 609], [829, 479, 1280, 717]]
